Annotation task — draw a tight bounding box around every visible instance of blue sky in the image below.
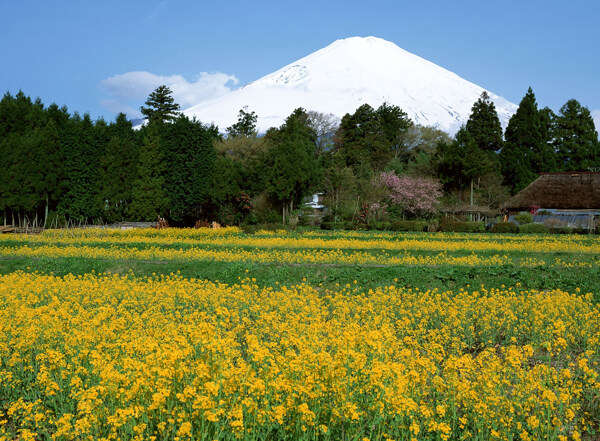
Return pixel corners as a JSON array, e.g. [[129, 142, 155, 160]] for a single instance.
[[2, 1, 599, 127]]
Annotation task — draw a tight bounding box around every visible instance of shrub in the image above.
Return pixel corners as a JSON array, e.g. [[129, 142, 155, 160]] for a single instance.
[[491, 222, 519, 234], [518, 223, 549, 234], [514, 212, 533, 225], [549, 227, 574, 235], [373, 221, 391, 231], [438, 221, 485, 233], [320, 221, 345, 231], [389, 220, 428, 232]]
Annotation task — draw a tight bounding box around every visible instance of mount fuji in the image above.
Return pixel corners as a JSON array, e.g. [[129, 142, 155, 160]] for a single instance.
[[183, 36, 517, 135]]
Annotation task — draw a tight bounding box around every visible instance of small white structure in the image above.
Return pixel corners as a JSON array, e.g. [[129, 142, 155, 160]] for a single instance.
[[303, 193, 326, 211]]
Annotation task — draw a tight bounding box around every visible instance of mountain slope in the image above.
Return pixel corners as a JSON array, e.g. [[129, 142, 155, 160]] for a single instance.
[[184, 36, 517, 134]]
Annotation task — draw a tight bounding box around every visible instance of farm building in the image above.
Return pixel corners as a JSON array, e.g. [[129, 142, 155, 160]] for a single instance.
[[501, 172, 600, 230]]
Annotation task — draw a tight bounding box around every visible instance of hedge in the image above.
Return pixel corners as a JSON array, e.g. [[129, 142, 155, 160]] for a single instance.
[[518, 223, 549, 234], [438, 221, 485, 233], [491, 222, 519, 234]]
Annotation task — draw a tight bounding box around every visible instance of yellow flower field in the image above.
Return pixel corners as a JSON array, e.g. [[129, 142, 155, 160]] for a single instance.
[[6, 227, 600, 255], [1, 272, 599, 440], [1, 228, 599, 268]]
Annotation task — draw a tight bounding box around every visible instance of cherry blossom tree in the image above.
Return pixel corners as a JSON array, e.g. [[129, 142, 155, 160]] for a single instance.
[[373, 171, 442, 218]]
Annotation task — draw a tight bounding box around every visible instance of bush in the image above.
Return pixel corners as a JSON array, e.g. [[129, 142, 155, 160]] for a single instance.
[[320, 221, 345, 231], [389, 220, 428, 232], [343, 221, 357, 231], [373, 221, 391, 231], [491, 222, 519, 234], [549, 227, 574, 235], [514, 212, 533, 225], [518, 223, 549, 234], [438, 221, 485, 233]]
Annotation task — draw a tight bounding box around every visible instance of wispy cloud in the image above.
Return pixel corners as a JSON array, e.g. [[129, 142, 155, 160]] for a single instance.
[[143, 0, 171, 26], [100, 71, 239, 118]]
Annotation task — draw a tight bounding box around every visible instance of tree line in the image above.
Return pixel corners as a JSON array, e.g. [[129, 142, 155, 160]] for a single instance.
[[0, 86, 598, 227]]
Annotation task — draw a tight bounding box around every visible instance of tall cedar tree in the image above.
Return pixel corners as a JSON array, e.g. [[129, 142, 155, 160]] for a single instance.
[[500, 87, 556, 193], [59, 114, 103, 220], [129, 124, 168, 221], [435, 126, 499, 205], [97, 113, 139, 222], [335, 103, 412, 174], [553, 99, 600, 171], [465, 91, 503, 152], [265, 108, 321, 223], [160, 116, 219, 223], [0, 92, 45, 223], [140, 85, 181, 124]]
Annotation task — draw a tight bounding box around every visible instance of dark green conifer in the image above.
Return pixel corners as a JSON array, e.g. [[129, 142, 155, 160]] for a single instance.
[[140, 85, 181, 124]]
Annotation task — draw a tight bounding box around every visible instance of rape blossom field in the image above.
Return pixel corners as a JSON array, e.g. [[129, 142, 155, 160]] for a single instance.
[[0, 228, 599, 440]]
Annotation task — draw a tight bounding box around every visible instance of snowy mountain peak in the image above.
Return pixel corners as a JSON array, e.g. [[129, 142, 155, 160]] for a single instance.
[[184, 36, 517, 134]]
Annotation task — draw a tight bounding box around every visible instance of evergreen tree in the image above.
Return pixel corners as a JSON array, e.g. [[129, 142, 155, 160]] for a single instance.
[[335, 103, 412, 173], [465, 91, 503, 152], [226, 107, 258, 138], [500, 87, 555, 193], [58, 113, 102, 220], [376, 102, 413, 159], [97, 113, 138, 222], [160, 116, 219, 223], [265, 108, 321, 223], [130, 124, 168, 221], [435, 126, 498, 205], [140, 85, 180, 124], [553, 99, 600, 171]]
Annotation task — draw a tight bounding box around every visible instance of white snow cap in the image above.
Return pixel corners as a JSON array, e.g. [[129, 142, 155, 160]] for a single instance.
[[184, 36, 517, 134]]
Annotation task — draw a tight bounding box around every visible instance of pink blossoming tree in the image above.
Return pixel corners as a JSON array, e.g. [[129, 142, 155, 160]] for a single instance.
[[372, 171, 442, 218]]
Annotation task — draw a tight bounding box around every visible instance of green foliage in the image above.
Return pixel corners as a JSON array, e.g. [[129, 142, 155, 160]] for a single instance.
[[553, 99, 600, 171], [140, 85, 180, 124], [435, 127, 499, 191], [514, 212, 533, 225], [389, 220, 428, 232], [59, 113, 103, 220], [264, 108, 321, 222], [519, 223, 549, 234], [129, 124, 168, 221], [438, 221, 485, 233], [320, 221, 345, 230], [500, 88, 556, 193], [160, 116, 219, 222], [97, 114, 138, 222], [335, 103, 412, 172], [226, 107, 258, 138], [465, 91, 503, 152], [491, 222, 519, 234]]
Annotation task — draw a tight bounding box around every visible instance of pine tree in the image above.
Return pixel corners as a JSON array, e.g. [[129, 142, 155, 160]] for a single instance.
[[97, 113, 138, 222], [265, 108, 321, 223], [226, 107, 258, 138], [161, 116, 219, 223], [435, 126, 498, 205], [129, 124, 168, 221], [59, 113, 102, 221], [500, 87, 554, 193], [465, 91, 503, 152], [140, 85, 181, 124], [553, 99, 600, 171]]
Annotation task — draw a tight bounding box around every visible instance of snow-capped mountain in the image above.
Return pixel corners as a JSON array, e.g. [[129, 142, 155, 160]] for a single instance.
[[184, 36, 517, 134]]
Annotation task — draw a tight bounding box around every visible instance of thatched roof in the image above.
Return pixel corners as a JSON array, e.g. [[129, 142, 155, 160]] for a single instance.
[[502, 172, 600, 211]]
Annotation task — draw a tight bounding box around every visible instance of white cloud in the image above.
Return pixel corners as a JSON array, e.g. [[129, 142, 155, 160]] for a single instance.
[[100, 71, 239, 117], [592, 110, 600, 134]]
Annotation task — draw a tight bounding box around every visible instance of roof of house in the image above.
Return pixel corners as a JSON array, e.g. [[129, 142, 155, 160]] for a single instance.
[[502, 172, 600, 211]]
